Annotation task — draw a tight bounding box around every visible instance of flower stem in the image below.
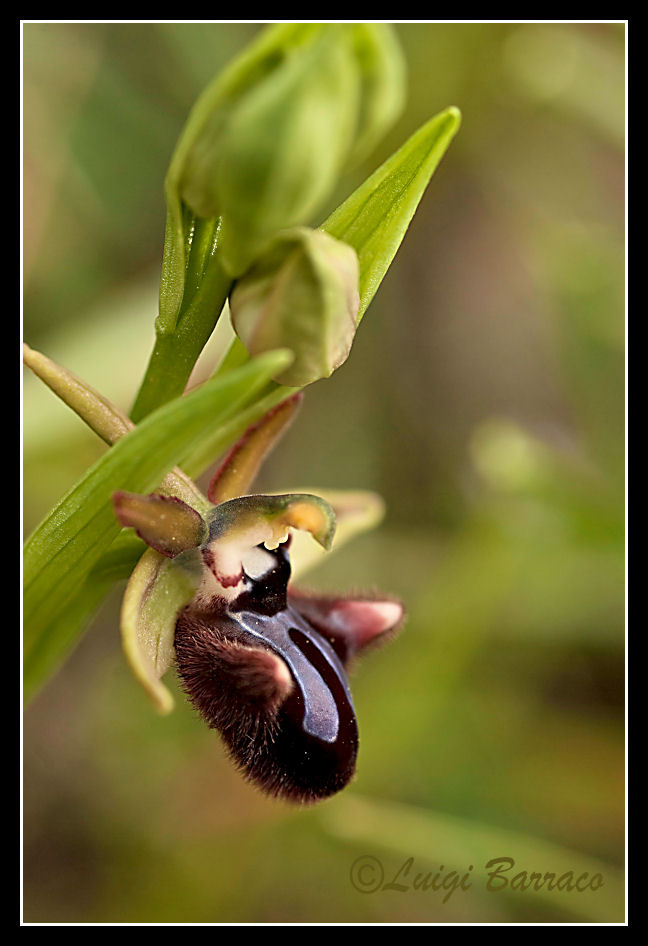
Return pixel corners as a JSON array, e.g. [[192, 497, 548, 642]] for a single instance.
[[130, 227, 233, 423]]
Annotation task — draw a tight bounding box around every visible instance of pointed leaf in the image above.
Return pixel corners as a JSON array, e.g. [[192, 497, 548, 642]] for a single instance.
[[321, 106, 461, 320]]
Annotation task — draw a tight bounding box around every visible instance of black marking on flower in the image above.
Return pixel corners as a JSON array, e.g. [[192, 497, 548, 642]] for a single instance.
[[174, 541, 364, 803]]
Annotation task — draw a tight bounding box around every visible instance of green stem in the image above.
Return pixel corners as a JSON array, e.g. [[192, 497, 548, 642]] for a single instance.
[[130, 223, 233, 423]]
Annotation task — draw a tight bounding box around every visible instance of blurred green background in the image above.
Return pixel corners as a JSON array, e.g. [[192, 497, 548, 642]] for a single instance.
[[23, 22, 625, 923]]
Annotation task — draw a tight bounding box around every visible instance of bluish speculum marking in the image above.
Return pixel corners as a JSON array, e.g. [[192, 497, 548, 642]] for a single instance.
[[174, 536, 360, 801], [232, 606, 353, 743]]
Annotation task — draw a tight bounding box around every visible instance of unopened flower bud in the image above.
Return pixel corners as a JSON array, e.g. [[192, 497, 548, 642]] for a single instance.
[[175, 26, 360, 278], [229, 227, 360, 387], [347, 24, 406, 166], [161, 24, 346, 327], [160, 23, 407, 326]]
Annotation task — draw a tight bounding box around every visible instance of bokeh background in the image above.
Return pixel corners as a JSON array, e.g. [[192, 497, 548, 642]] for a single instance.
[[23, 22, 625, 923]]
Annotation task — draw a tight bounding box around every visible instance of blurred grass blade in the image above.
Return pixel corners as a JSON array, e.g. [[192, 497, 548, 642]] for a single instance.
[[120, 548, 201, 715], [323, 795, 624, 922], [321, 106, 461, 320], [23, 349, 292, 700]]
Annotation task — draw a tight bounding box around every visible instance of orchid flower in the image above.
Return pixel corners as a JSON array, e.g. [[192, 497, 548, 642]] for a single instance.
[[24, 25, 461, 806], [112, 394, 403, 803]]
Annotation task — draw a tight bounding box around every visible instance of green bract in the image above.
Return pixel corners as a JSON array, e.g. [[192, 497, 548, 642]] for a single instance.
[[322, 106, 462, 321], [227, 107, 462, 386], [230, 227, 360, 386]]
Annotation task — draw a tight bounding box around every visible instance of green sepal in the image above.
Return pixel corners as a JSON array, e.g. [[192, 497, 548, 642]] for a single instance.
[[121, 547, 203, 714], [112, 491, 206, 558]]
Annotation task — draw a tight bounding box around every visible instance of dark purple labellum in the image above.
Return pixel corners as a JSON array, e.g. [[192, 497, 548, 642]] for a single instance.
[[174, 542, 359, 803]]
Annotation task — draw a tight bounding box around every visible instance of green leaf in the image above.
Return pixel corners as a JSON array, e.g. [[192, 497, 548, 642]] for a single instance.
[[23, 349, 292, 699], [180, 382, 293, 483], [321, 106, 461, 321], [22, 531, 145, 705]]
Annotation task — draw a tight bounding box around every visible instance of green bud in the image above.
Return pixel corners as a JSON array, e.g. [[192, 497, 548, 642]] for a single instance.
[[176, 24, 327, 222], [164, 26, 361, 301], [347, 24, 407, 166], [229, 227, 360, 387], [210, 27, 360, 276], [160, 23, 408, 328], [160, 24, 333, 330]]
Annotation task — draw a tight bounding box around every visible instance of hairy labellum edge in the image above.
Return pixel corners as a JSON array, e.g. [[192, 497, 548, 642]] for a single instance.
[[174, 603, 359, 803]]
